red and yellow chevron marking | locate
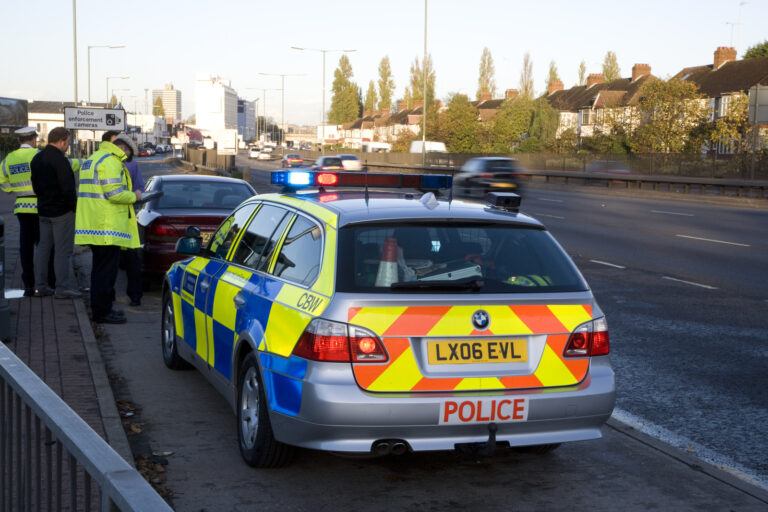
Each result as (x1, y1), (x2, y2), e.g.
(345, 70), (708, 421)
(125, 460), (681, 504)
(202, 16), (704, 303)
(350, 304), (593, 393)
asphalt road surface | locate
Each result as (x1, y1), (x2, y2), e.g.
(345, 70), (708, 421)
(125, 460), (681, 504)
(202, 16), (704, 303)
(99, 157), (768, 509)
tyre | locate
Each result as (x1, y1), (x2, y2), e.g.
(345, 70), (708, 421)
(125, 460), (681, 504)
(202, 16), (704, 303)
(161, 291), (190, 370)
(237, 352), (294, 467)
(513, 443), (561, 455)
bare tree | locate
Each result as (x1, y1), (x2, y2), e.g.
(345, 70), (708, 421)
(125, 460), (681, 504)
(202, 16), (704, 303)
(602, 51), (620, 81)
(477, 47), (497, 99)
(519, 52), (534, 99)
(577, 60), (587, 86)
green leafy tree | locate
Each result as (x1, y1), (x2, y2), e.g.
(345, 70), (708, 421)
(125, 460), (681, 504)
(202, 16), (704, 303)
(743, 40), (768, 59)
(631, 78), (709, 153)
(552, 128), (579, 153)
(530, 97), (559, 146)
(357, 85), (364, 117)
(377, 56), (395, 110)
(364, 81), (378, 113)
(153, 97), (165, 117)
(695, 92), (752, 152)
(519, 52), (534, 100)
(545, 61), (560, 92)
(328, 54), (359, 124)
(489, 96), (535, 151)
(408, 54), (436, 109)
(602, 51), (620, 81)
(441, 94), (479, 153)
(577, 60), (587, 86)
(477, 47), (497, 99)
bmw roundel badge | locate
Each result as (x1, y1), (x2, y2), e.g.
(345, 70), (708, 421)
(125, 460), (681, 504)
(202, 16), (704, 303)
(472, 310), (490, 331)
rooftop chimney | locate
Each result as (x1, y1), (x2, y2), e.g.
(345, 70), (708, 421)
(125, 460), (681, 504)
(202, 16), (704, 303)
(381, 108), (391, 116)
(632, 64), (651, 81)
(587, 73), (604, 88)
(363, 109), (372, 118)
(547, 80), (564, 95)
(714, 46), (737, 69)
(505, 89), (519, 100)
(479, 90), (492, 102)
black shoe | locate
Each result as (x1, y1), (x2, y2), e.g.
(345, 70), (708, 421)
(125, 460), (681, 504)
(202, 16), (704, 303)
(24, 287), (35, 297)
(129, 298), (141, 307)
(112, 309), (125, 317)
(93, 311), (127, 324)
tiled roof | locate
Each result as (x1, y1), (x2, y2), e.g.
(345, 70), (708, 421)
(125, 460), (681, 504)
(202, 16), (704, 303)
(672, 56), (768, 97)
(547, 74), (654, 111)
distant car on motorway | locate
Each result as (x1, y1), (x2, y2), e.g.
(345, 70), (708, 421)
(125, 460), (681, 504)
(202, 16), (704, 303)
(257, 150), (272, 160)
(453, 157), (526, 198)
(248, 147), (261, 159)
(137, 175), (256, 277)
(282, 153), (304, 167)
(311, 156), (344, 171)
(337, 154), (363, 171)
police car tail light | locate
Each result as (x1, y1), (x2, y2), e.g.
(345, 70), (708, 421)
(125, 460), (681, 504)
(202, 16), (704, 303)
(292, 319), (387, 363)
(564, 317), (610, 357)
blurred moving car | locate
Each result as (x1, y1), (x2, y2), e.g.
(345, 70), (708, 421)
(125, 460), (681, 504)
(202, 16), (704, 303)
(137, 148), (152, 157)
(282, 153), (304, 167)
(337, 154), (363, 171)
(137, 175), (256, 276)
(311, 156), (344, 171)
(248, 147), (261, 159)
(453, 157), (526, 198)
(585, 160), (631, 174)
(257, 150), (272, 160)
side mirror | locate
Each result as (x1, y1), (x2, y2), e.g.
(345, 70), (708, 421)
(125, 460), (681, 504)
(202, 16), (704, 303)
(176, 236), (201, 255)
(186, 226), (201, 238)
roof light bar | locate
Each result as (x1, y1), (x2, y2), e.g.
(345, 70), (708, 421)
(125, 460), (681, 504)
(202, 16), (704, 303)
(270, 171), (452, 190)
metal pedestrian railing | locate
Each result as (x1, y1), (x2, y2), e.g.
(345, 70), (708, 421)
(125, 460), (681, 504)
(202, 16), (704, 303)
(0, 342), (172, 511)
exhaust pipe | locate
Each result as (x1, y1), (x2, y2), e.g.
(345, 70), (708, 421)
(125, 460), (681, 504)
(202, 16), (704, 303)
(390, 441), (408, 456)
(372, 440), (391, 456)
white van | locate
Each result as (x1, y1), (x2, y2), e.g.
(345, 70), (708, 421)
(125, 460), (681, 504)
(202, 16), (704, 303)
(409, 140), (447, 153)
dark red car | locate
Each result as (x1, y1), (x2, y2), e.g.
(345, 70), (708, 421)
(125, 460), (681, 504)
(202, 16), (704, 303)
(137, 175), (256, 276)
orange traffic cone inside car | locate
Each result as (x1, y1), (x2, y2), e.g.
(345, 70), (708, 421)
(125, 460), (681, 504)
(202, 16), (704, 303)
(375, 237), (399, 287)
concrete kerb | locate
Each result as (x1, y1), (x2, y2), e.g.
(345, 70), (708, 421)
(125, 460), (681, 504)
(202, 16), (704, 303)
(74, 298), (135, 467)
(606, 418), (768, 503)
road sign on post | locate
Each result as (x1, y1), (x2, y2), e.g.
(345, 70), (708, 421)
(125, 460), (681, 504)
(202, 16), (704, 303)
(64, 107), (126, 131)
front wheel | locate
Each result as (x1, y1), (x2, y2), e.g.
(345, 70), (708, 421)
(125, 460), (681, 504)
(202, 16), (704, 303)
(237, 353), (294, 467)
(161, 291), (190, 370)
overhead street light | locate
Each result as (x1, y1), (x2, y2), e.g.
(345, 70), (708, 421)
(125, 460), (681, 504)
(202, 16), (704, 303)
(106, 76), (129, 105)
(258, 72), (305, 145)
(88, 44), (125, 103)
(291, 46), (356, 151)
(247, 88), (281, 143)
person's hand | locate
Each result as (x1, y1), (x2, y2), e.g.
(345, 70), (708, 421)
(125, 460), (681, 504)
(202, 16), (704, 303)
(135, 189), (142, 201)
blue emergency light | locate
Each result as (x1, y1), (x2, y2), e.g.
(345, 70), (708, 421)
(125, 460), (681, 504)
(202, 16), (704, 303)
(270, 170), (452, 191)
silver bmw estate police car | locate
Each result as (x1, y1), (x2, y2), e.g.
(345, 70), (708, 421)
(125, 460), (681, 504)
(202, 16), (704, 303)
(161, 171), (615, 467)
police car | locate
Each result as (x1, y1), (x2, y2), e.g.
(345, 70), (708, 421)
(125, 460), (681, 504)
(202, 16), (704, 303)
(161, 170), (615, 467)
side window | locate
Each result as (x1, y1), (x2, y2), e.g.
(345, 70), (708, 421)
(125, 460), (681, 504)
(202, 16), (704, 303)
(231, 204), (289, 270)
(208, 203), (257, 260)
(273, 215), (323, 286)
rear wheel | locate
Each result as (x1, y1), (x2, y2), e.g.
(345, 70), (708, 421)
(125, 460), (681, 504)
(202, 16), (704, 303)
(161, 291), (190, 370)
(237, 353), (294, 467)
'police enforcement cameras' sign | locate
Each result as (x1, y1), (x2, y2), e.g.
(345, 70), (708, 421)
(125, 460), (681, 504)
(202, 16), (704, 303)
(64, 107), (126, 131)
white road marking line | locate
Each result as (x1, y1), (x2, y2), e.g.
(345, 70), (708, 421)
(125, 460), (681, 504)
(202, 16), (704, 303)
(662, 276), (718, 290)
(651, 210), (694, 217)
(675, 234), (750, 247)
(590, 259), (626, 269)
(534, 212), (565, 219)
(536, 198), (563, 203)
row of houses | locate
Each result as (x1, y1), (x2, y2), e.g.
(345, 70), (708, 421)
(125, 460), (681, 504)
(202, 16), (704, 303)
(322, 46), (768, 153)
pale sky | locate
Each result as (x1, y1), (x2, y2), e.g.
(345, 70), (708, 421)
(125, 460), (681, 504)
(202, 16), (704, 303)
(1, 0), (766, 126)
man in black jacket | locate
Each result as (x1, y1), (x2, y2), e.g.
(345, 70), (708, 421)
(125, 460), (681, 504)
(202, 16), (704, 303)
(30, 127), (81, 298)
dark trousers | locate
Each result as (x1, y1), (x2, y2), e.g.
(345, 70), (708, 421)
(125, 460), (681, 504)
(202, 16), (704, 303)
(121, 248), (142, 302)
(17, 213), (54, 290)
(90, 245), (121, 318)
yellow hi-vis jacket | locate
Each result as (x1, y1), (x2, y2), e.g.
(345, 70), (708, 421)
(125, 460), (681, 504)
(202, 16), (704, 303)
(74, 141), (139, 249)
(0, 146), (40, 214)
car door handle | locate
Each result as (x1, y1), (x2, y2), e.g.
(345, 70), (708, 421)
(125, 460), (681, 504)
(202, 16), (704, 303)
(233, 292), (246, 309)
(200, 279), (209, 292)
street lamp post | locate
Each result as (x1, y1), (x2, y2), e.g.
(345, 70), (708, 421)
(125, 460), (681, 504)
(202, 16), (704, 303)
(422, 0), (428, 167)
(291, 46), (356, 151)
(247, 88), (281, 143)
(88, 44), (125, 103)
(72, 0), (78, 103)
(106, 76), (129, 105)
(259, 73), (304, 145)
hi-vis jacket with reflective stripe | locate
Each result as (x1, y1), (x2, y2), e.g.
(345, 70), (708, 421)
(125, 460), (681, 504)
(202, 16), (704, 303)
(74, 141), (139, 249)
(0, 147), (40, 214)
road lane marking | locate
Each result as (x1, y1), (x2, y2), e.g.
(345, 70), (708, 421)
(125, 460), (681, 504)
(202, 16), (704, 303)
(675, 234), (750, 247)
(534, 212), (565, 219)
(662, 276), (718, 290)
(651, 210), (694, 217)
(536, 198), (563, 203)
(590, 260), (626, 269)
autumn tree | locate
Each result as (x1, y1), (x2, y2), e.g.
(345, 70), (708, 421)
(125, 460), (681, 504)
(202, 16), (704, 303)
(694, 92), (752, 152)
(743, 40), (768, 59)
(364, 81), (378, 113)
(377, 56), (395, 110)
(328, 54), (359, 124)
(577, 60), (587, 86)
(407, 55), (436, 109)
(545, 61), (560, 92)
(631, 78), (709, 153)
(519, 52), (534, 99)
(153, 97), (165, 117)
(602, 51), (620, 81)
(477, 47), (497, 99)
(110, 94), (118, 107)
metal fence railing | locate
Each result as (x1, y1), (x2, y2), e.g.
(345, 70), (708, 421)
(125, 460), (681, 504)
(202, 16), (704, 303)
(0, 342), (172, 512)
